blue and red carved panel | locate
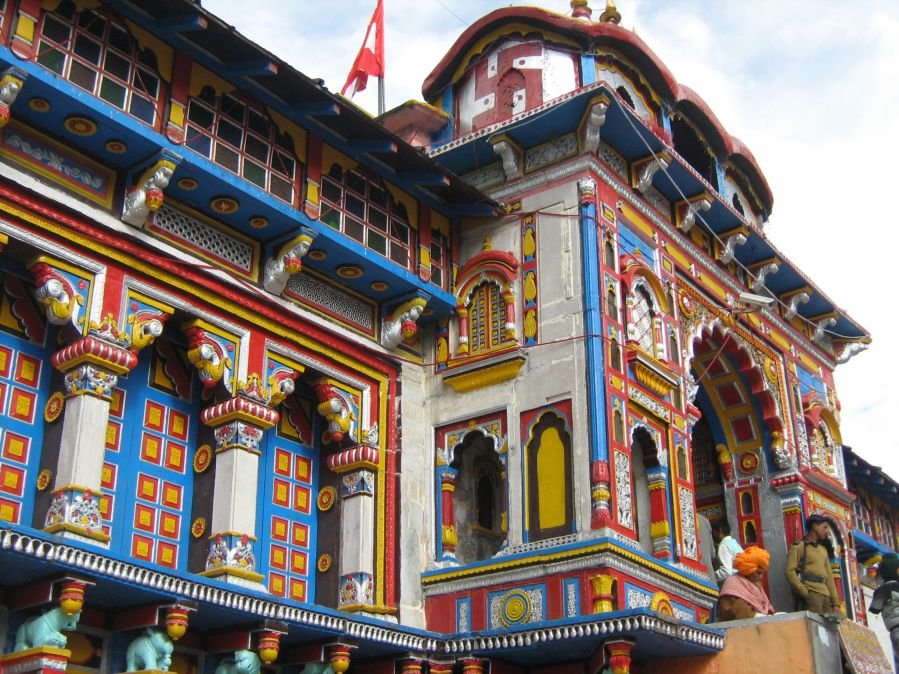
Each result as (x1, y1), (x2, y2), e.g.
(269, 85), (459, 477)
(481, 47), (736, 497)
(105, 341), (196, 569)
(259, 399), (317, 602)
(0, 270), (50, 525)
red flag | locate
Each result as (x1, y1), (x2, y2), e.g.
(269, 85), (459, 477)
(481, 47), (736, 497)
(341, 0), (385, 97)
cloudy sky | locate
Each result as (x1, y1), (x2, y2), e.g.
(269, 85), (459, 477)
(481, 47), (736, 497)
(202, 0), (899, 477)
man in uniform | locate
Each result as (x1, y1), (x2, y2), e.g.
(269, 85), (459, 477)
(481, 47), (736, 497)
(785, 514), (841, 614)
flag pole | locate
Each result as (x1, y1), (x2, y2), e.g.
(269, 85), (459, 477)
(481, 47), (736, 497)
(377, 1), (385, 116)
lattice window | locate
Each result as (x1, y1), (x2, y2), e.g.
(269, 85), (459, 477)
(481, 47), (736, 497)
(468, 281), (505, 354)
(35, 2), (162, 127)
(152, 204), (254, 274)
(631, 287), (655, 354)
(185, 88), (297, 204)
(320, 166), (412, 269)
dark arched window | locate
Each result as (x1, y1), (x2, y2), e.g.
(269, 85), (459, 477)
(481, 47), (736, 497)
(604, 236), (616, 268)
(613, 409), (625, 444)
(616, 86), (635, 109)
(606, 286), (618, 320)
(610, 338), (622, 371)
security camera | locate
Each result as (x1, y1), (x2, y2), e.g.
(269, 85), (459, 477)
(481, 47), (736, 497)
(738, 291), (774, 308)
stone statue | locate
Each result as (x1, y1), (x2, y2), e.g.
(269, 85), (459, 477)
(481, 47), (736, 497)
(215, 650), (262, 674)
(14, 606), (81, 651)
(126, 628), (174, 672)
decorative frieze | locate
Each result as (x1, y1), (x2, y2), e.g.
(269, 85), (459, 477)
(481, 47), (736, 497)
(525, 132), (578, 173)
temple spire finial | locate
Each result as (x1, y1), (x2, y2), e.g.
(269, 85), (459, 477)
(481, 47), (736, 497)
(599, 0), (622, 24)
(570, 0), (592, 20)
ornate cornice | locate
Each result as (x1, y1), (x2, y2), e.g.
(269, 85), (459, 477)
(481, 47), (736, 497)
(484, 153), (841, 364)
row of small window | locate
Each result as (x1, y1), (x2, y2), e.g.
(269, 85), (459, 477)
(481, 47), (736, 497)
(37, 4), (160, 125)
(33, 4), (451, 286)
(319, 166), (449, 284)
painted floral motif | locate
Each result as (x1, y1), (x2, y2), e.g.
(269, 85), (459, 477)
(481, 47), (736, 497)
(678, 486), (697, 559)
(231, 534), (255, 569)
(615, 451), (633, 529)
(69, 490), (101, 530)
(36, 469), (53, 491)
(44, 392), (65, 423)
(191, 518), (206, 538)
(45, 491), (68, 527)
(338, 572), (373, 607)
(317, 486), (336, 511)
(206, 534), (229, 570)
(193, 444), (212, 473)
(5, 133), (106, 190)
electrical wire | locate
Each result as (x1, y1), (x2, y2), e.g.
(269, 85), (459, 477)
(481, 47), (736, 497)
(611, 87), (862, 342)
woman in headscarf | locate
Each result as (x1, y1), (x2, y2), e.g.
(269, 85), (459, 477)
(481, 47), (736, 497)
(716, 545), (776, 621)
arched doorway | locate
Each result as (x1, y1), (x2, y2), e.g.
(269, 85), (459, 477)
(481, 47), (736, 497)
(687, 322), (791, 608)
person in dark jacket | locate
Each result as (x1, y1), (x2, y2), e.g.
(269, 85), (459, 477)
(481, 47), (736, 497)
(869, 553), (899, 671)
(785, 514), (841, 613)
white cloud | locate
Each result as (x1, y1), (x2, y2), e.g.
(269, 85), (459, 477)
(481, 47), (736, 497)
(201, 0), (899, 475)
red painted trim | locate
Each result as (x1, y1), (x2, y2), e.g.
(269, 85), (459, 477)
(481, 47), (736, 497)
(423, 7), (773, 211)
(0, 186), (395, 378)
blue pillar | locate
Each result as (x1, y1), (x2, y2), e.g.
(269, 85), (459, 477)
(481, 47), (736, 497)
(579, 178), (607, 463)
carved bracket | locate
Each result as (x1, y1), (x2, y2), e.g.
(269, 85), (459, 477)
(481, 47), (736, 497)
(677, 196), (712, 233)
(490, 135), (523, 181)
(311, 379), (356, 444)
(122, 151), (182, 227)
(813, 316), (837, 344)
(183, 323), (235, 393)
(751, 261), (779, 292)
(263, 227), (318, 295)
(127, 310), (171, 354)
(718, 232), (747, 265)
(0, 67), (27, 128)
(785, 291), (810, 320)
(581, 97), (610, 155)
(30, 259), (88, 335)
(381, 294), (429, 350)
(635, 154), (670, 194)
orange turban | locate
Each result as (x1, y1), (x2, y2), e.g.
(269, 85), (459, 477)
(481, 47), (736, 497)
(734, 546), (770, 576)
